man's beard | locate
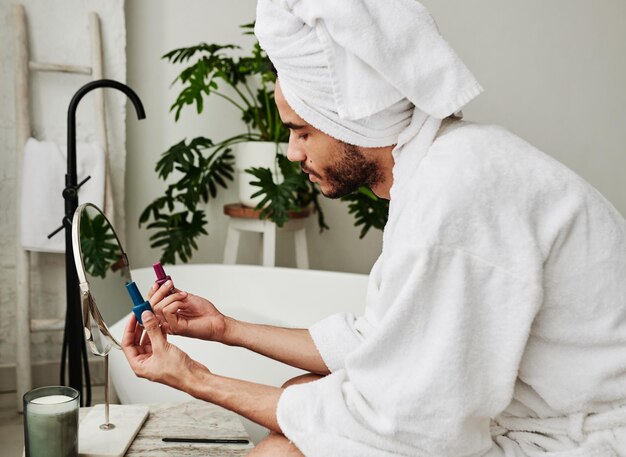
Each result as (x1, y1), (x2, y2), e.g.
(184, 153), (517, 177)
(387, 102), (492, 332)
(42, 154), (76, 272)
(314, 142), (383, 199)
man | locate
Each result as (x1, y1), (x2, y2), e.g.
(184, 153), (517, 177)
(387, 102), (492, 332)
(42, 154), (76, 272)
(122, 1), (626, 456)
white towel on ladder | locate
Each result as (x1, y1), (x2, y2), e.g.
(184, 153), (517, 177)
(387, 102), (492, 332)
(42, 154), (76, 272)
(20, 137), (105, 253)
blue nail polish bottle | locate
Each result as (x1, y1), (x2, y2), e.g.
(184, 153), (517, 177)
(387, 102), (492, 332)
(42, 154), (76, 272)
(125, 281), (153, 325)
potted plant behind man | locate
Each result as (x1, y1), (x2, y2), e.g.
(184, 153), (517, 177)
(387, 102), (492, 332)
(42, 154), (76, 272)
(141, 24), (388, 264)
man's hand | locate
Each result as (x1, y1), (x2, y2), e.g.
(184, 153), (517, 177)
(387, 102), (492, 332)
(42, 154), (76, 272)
(146, 280), (329, 375)
(121, 310), (209, 391)
(122, 310), (285, 434)
(148, 280), (227, 341)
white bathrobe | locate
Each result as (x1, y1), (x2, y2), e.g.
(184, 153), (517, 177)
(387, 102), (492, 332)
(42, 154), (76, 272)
(276, 117), (626, 457)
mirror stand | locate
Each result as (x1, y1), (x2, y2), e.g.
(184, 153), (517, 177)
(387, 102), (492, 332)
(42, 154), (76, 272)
(100, 354), (114, 431)
(77, 354), (149, 457)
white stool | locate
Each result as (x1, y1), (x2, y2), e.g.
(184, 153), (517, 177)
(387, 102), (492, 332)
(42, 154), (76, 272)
(222, 203), (310, 268)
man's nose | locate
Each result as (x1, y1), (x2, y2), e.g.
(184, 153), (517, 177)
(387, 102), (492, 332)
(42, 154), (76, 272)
(286, 133), (306, 162)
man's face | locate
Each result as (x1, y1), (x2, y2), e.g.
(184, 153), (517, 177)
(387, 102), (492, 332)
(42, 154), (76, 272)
(274, 80), (383, 199)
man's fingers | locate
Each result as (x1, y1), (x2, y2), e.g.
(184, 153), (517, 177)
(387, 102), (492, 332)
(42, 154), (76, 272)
(122, 313), (138, 348)
(150, 289), (187, 315)
(151, 291), (188, 324)
(141, 311), (165, 351)
(149, 285), (181, 328)
(149, 280), (178, 307)
(121, 314), (142, 359)
(161, 301), (184, 331)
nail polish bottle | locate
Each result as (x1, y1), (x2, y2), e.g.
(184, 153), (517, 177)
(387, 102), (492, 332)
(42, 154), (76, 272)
(125, 281), (153, 325)
(153, 262), (172, 288)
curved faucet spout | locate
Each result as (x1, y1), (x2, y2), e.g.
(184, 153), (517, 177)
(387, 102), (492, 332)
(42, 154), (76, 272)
(67, 79), (146, 178)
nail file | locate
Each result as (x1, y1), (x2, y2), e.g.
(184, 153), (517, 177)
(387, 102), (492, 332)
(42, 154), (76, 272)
(125, 281), (153, 325)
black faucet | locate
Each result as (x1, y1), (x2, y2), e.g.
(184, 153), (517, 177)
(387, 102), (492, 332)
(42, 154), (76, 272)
(56, 79), (145, 405)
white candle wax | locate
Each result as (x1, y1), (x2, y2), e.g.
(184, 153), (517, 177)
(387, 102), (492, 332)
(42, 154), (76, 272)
(25, 393), (78, 457)
(31, 394), (73, 404)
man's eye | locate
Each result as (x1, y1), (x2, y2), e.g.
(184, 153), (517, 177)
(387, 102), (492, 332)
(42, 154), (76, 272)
(298, 133), (309, 140)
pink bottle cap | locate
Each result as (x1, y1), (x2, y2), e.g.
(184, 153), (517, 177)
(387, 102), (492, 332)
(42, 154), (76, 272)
(153, 262), (166, 281)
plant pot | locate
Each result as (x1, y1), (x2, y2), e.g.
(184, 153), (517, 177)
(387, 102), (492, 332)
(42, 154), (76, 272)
(235, 141), (287, 208)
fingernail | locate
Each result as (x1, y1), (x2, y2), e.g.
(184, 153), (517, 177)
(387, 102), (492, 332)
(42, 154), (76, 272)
(142, 310), (154, 323)
(165, 280), (172, 287)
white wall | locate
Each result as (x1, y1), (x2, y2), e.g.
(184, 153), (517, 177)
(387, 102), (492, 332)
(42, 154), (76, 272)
(422, 0), (626, 217)
(125, 0), (625, 278)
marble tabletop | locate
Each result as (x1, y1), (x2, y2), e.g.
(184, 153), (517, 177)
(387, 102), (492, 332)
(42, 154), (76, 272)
(81, 402), (254, 456)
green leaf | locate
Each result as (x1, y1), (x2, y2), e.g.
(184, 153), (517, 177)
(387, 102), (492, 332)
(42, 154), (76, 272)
(341, 187), (389, 238)
(246, 165), (306, 227)
(145, 210), (208, 264)
(79, 212), (123, 279)
(139, 135), (234, 263)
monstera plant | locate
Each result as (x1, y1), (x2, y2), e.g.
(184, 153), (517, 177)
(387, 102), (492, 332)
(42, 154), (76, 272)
(79, 210), (123, 279)
(140, 23), (389, 264)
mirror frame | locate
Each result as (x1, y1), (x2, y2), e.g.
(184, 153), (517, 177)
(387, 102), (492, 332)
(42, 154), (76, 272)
(72, 203), (131, 356)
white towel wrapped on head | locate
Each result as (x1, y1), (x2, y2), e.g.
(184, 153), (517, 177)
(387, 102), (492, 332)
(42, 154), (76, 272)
(255, 0), (483, 147)
(20, 137), (105, 253)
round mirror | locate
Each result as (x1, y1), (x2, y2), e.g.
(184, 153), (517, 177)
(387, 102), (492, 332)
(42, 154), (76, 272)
(72, 203), (133, 356)
(71, 203), (150, 443)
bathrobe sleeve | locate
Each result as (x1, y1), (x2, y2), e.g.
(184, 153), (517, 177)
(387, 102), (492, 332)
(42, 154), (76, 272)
(308, 313), (364, 372)
(277, 243), (543, 457)
(308, 257), (383, 372)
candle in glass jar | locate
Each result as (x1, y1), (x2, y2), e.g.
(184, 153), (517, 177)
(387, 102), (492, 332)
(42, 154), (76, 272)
(24, 387), (79, 457)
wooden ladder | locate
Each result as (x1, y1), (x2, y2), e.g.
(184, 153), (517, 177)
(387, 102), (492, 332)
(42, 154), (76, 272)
(13, 3), (112, 411)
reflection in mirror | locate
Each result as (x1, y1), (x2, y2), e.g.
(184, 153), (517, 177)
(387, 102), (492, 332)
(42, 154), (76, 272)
(79, 209), (125, 279)
(76, 206), (131, 346)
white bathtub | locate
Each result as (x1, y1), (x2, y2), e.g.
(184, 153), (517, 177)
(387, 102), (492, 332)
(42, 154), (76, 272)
(108, 264), (368, 443)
